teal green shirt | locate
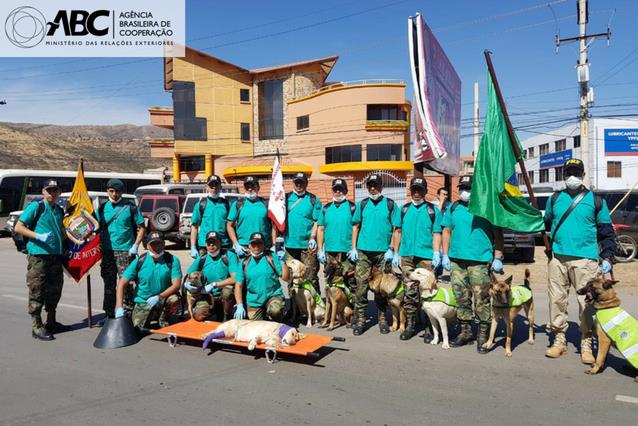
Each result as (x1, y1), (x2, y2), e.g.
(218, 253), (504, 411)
(186, 250), (238, 297)
(284, 192), (322, 249)
(123, 253), (182, 304)
(227, 197), (272, 246)
(97, 201), (144, 251)
(353, 196), (401, 252)
(191, 197), (231, 248)
(234, 255), (283, 308)
(546, 191), (611, 260)
(441, 202), (494, 262)
(399, 202), (443, 259)
(318, 200), (354, 253)
(19, 201), (64, 256)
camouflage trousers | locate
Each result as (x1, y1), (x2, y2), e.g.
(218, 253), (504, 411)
(132, 294), (180, 333)
(353, 250), (386, 315)
(400, 256), (432, 316)
(100, 250), (133, 316)
(286, 247), (319, 293)
(190, 286), (235, 321)
(26, 255), (64, 317)
(326, 252), (356, 292)
(247, 296), (285, 322)
(450, 260), (492, 322)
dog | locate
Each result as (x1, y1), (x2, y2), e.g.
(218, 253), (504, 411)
(287, 258), (325, 327)
(369, 262), (406, 333)
(483, 269), (535, 357)
(577, 276), (638, 382)
(321, 255), (354, 330)
(184, 271), (213, 321)
(202, 319), (305, 351)
(411, 268), (456, 349)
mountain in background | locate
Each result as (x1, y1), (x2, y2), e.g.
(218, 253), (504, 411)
(0, 122), (173, 173)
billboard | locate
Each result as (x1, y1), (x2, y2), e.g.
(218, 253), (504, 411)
(539, 149), (572, 169)
(605, 129), (638, 156)
(408, 13), (461, 175)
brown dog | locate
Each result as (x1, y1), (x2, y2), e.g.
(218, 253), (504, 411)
(321, 256), (354, 330)
(287, 258), (325, 327)
(184, 271), (214, 321)
(483, 269), (535, 357)
(369, 263), (406, 333)
(577, 276), (638, 382)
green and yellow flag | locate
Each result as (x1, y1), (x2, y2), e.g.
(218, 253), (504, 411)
(468, 73), (544, 233)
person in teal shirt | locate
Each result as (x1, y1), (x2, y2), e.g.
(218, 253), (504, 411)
(185, 231), (238, 321)
(233, 232), (289, 321)
(350, 174), (401, 336)
(15, 179), (68, 341)
(395, 176), (442, 341)
(227, 176), (275, 257)
(283, 172), (322, 292)
(115, 231), (182, 334)
(441, 175), (504, 353)
(97, 178), (145, 322)
(190, 175), (231, 258)
(543, 158), (615, 363)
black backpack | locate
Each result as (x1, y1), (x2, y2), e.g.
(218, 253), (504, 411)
(198, 197), (230, 218)
(322, 200), (356, 217)
(242, 253), (278, 276)
(134, 251), (174, 278)
(98, 200), (139, 235)
(196, 251), (229, 270)
(232, 196), (267, 219)
(401, 202), (435, 223)
(546, 190), (603, 224)
(12, 201), (63, 253)
(359, 196), (396, 225)
(285, 192), (317, 212)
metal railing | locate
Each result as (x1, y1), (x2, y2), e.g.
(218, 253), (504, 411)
(310, 79), (404, 96)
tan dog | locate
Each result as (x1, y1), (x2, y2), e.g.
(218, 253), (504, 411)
(577, 276), (638, 382)
(184, 271), (214, 321)
(321, 256), (354, 330)
(369, 263), (406, 333)
(483, 269), (535, 357)
(202, 319), (305, 350)
(411, 268), (456, 349)
(287, 258), (325, 327)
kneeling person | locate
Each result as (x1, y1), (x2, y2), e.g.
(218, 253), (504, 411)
(185, 231), (238, 321)
(115, 231), (182, 334)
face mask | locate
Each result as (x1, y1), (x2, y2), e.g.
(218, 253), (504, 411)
(293, 189), (306, 196)
(150, 251), (165, 259)
(412, 199), (424, 206)
(247, 192), (257, 200)
(252, 250), (264, 258)
(333, 195), (346, 202)
(209, 249), (221, 257)
(208, 193), (219, 199)
(459, 191), (471, 202)
(565, 175), (583, 190)
(369, 193), (382, 201)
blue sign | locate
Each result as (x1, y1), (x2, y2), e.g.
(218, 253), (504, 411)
(539, 149), (572, 169)
(605, 129), (638, 156)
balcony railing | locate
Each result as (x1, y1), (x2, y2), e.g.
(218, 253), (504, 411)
(312, 79), (404, 96)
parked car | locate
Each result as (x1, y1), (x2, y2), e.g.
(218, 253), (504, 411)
(138, 194), (186, 244)
(596, 190), (638, 242)
(503, 229), (536, 263)
(134, 183), (239, 200)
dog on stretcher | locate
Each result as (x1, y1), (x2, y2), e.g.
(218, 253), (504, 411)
(287, 258), (325, 327)
(202, 319), (306, 350)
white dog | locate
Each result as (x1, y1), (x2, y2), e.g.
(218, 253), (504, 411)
(410, 268), (457, 350)
(287, 258), (325, 327)
(202, 319), (305, 351)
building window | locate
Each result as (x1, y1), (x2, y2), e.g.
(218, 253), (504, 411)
(555, 139), (566, 152)
(528, 170), (534, 183)
(607, 161), (622, 178)
(173, 81), (207, 141)
(240, 88), (250, 103)
(179, 156), (205, 172)
(240, 123), (250, 142)
(367, 104), (405, 121)
(325, 145), (362, 164)
(296, 115), (309, 131)
(528, 147), (535, 158)
(366, 144), (402, 161)
(554, 167), (563, 182)
(539, 143), (549, 156)
(539, 169), (549, 183)
(573, 135), (581, 148)
(258, 79), (284, 140)
(517, 173), (524, 184)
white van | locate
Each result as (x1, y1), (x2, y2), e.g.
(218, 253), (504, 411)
(134, 183), (239, 199)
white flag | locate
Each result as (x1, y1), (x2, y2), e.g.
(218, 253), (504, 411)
(268, 154), (286, 232)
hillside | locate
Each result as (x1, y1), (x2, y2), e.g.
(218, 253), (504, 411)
(0, 122), (173, 173)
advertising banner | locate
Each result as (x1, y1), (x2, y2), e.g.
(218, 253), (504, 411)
(605, 129), (638, 156)
(539, 149), (573, 169)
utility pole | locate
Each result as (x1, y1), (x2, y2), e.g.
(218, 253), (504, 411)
(473, 81), (480, 159)
(556, 0), (611, 186)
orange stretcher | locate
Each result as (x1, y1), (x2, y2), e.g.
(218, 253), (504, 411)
(150, 320), (345, 363)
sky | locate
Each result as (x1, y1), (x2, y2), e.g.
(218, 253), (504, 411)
(0, 0), (637, 156)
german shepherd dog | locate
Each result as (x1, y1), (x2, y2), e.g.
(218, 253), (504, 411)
(321, 255), (354, 330)
(369, 262), (406, 333)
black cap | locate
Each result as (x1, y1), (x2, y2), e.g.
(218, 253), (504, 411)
(458, 175), (473, 189)
(366, 174), (382, 186)
(331, 178), (347, 192)
(147, 231), (163, 244)
(244, 176), (259, 187)
(564, 158), (585, 173)
(43, 179), (60, 190)
(249, 232), (265, 244)
(106, 178), (124, 192)
(292, 172), (308, 183)
(410, 177), (427, 190)
(205, 231), (221, 243)
(206, 175), (221, 187)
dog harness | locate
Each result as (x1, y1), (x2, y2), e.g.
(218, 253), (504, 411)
(492, 286), (533, 308)
(387, 282), (405, 300)
(596, 307), (638, 369)
(422, 287), (456, 307)
(290, 280), (325, 307)
(326, 280), (353, 305)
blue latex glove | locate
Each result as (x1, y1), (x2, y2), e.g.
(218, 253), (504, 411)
(234, 303), (246, 320)
(442, 254), (451, 271)
(491, 257), (504, 273)
(184, 281), (197, 293)
(276, 250), (286, 262)
(601, 259), (612, 274)
(347, 248), (358, 262)
(114, 307), (125, 318)
(391, 252), (400, 268)
(308, 238), (317, 250)
(432, 252), (442, 269)
(190, 246), (199, 258)
(128, 243), (139, 257)
(233, 242), (246, 257)
(317, 249), (326, 264)
(384, 248), (394, 262)
(204, 283), (216, 294)
(146, 295), (160, 308)
(34, 232), (51, 243)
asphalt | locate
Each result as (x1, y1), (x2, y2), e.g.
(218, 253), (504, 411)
(1, 239), (637, 426)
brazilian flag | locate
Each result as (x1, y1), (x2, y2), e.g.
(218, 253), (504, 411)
(469, 73), (544, 233)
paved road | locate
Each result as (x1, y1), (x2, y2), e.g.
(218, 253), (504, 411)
(1, 239), (637, 426)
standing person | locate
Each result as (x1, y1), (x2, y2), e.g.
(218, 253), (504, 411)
(350, 174), (401, 336)
(14, 179), (68, 341)
(233, 232), (290, 322)
(395, 177), (443, 341)
(227, 176), (275, 257)
(437, 187), (451, 214)
(190, 175), (231, 258)
(284, 172), (322, 292)
(544, 158), (615, 362)
(115, 231), (182, 334)
(441, 175), (504, 353)
(185, 231), (238, 321)
(97, 178), (145, 324)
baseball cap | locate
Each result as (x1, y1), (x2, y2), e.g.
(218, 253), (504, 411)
(458, 175), (473, 189)
(43, 179), (60, 190)
(106, 178), (125, 192)
(147, 231), (163, 244)
(244, 176), (259, 187)
(206, 175), (221, 187)
(205, 231), (221, 244)
(249, 232), (265, 244)
(410, 177), (427, 190)
(366, 174), (382, 186)
(292, 172), (308, 183)
(564, 158), (585, 173)
(331, 178), (347, 192)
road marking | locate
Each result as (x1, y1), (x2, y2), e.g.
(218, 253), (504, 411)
(615, 395), (638, 404)
(3, 294), (104, 313)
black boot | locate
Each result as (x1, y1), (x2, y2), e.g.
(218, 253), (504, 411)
(377, 309), (390, 334)
(352, 308), (365, 336)
(400, 312), (417, 340)
(450, 320), (474, 347)
(45, 311), (72, 334)
(422, 315), (434, 344)
(477, 322), (490, 354)
(32, 315), (53, 341)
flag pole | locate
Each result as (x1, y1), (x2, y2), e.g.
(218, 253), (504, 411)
(483, 50), (551, 252)
(80, 158), (94, 328)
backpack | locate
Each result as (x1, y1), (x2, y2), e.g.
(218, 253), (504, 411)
(360, 196), (396, 225)
(12, 201), (63, 253)
(322, 200), (356, 217)
(98, 200), (138, 235)
(196, 251), (229, 271)
(546, 190), (603, 222)
(198, 197), (230, 218)
(450, 201), (461, 214)
(134, 251), (174, 278)
(232, 196), (267, 219)
(242, 253), (278, 276)
(401, 202), (435, 223)
(285, 192), (317, 213)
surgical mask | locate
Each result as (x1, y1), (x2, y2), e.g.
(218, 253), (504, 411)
(459, 191), (471, 202)
(412, 199), (424, 206)
(208, 193), (219, 199)
(252, 250), (264, 258)
(209, 249), (221, 257)
(565, 175), (583, 190)
(150, 251), (165, 259)
(333, 195), (346, 202)
(369, 193), (382, 201)
(247, 192), (257, 200)
(293, 189), (306, 196)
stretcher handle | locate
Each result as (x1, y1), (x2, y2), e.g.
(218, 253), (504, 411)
(331, 336), (346, 342)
